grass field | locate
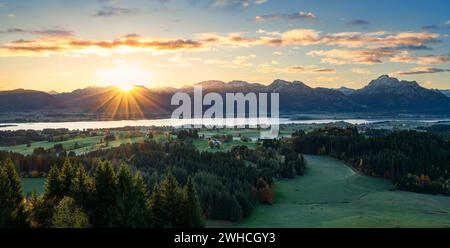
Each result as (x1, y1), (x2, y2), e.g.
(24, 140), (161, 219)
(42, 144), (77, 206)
(21, 178), (46, 195)
(0, 135), (153, 156)
(211, 155), (450, 228)
(0, 136), (104, 155)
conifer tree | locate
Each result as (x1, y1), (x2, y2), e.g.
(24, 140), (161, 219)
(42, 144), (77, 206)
(0, 158), (29, 227)
(133, 172), (151, 227)
(159, 173), (183, 227)
(44, 165), (62, 200)
(93, 160), (117, 227)
(150, 185), (167, 228)
(70, 164), (92, 210)
(110, 165), (148, 227)
(60, 159), (76, 195)
(181, 177), (204, 227)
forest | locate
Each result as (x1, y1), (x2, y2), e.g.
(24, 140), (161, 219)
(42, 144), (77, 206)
(0, 134), (306, 228)
(291, 127), (450, 195)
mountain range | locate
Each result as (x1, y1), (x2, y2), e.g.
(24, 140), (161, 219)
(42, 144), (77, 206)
(1, 75), (449, 116)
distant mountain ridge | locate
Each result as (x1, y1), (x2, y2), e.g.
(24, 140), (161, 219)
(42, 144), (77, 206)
(0, 89), (62, 112)
(350, 75), (450, 112)
(440, 89), (450, 98)
(1, 75), (449, 115)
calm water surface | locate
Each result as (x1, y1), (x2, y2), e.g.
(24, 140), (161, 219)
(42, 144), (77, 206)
(0, 118), (448, 131)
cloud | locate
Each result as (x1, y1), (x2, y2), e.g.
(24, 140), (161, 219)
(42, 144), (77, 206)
(0, 34), (204, 57)
(213, 0), (267, 8)
(307, 49), (396, 65)
(0, 28), (73, 36)
(272, 51), (283, 56)
(347, 19), (369, 25)
(287, 66), (335, 74)
(422, 20), (450, 30)
(0, 27), (446, 64)
(257, 64), (335, 74)
(393, 67), (450, 75)
(351, 67), (372, 74)
(308, 48), (450, 65)
(232, 54), (256, 67)
(197, 29), (441, 49)
(255, 11), (316, 22)
(389, 45), (432, 51)
(94, 6), (138, 17)
(390, 52), (450, 65)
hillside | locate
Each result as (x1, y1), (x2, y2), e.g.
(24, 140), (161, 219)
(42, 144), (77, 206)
(0, 89), (62, 112)
(228, 155), (450, 227)
(1, 76), (449, 115)
(350, 75), (450, 113)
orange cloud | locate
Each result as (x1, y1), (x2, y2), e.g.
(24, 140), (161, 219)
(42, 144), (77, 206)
(258, 64), (335, 74)
(390, 52), (450, 65)
(308, 48), (450, 65)
(0, 34), (204, 57)
(197, 29), (441, 49)
(307, 49), (396, 65)
(392, 67), (450, 75)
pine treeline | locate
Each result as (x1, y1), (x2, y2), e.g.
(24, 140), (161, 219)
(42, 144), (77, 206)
(1, 158), (204, 228)
(1, 138), (307, 227)
(292, 128), (450, 195)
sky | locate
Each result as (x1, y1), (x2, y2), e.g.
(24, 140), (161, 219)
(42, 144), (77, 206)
(0, 0), (449, 92)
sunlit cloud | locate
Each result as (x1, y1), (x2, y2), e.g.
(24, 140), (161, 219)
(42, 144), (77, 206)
(197, 29), (441, 49)
(392, 67), (450, 75)
(0, 27), (446, 69)
(272, 51), (283, 56)
(232, 54), (256, 67)
(257, 64), (335, 74)
(390, 52), (450, 65)
(308, 48), (450, 65)
(0, 34), (204, 57)
(307, 49), (396, 65)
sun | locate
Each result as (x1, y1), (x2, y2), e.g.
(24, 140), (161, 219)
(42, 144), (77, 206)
(96, 64), (152, 90)
(118, 83), (134, 92)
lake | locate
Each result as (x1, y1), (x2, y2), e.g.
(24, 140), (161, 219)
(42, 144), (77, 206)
(0, 117), (448, 131)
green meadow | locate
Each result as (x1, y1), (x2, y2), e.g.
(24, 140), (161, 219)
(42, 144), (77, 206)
(7, 130), (450, 227)
(0, 135), (152, 156)
(212, 155), (450, 228)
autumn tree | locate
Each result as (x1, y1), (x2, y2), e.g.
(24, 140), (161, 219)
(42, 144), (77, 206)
(52, 196), (90, 228)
